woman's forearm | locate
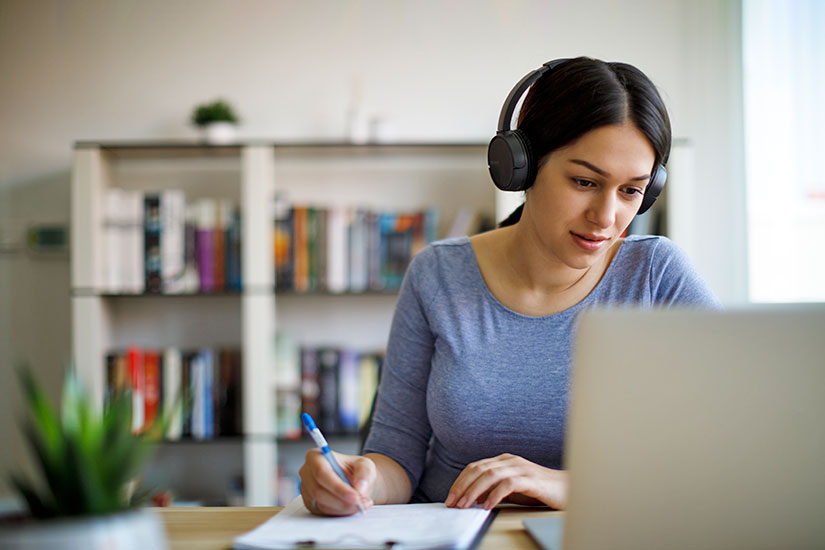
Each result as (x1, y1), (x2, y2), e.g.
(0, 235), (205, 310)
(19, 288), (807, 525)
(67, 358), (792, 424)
(364, 452), (412, 505)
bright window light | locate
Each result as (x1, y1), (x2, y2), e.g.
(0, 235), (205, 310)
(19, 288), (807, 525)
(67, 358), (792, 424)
(743, 0), (825, 302)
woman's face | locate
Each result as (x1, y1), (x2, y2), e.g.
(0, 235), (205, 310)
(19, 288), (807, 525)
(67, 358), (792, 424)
(523, 122), (656, 270)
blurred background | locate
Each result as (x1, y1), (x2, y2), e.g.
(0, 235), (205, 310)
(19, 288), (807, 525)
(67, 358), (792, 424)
(0, 0), (822, 506)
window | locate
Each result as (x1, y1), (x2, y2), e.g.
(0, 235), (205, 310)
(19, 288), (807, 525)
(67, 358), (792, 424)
(743, 0), (825, 302)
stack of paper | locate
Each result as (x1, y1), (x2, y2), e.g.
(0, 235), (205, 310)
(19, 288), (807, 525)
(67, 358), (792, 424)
(234, 496), (493, 550)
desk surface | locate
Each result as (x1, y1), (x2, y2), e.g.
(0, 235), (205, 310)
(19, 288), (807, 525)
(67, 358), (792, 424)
(156, 506), (564, 550)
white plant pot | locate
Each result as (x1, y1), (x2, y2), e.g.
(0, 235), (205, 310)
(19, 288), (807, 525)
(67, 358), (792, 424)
(0, 509), (168, 550)
(203, 122), (237, 144)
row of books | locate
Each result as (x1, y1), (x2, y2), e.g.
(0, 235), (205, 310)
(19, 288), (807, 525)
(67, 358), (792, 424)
(105, 346), (242, 440)
(274, 333), (384, 439)
(102, 189), (241, 294)
(273, 198), (439, 293)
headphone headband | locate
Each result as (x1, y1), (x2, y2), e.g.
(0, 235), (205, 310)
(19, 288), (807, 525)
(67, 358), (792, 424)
(496, 59), (569, 133)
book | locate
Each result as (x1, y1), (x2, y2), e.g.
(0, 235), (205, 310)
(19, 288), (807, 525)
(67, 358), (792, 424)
(275, 333), (302, 439)
(317, 348), (340, 434)
(143, 349), (161, 433)
(125, 190), (146, 294)
(358, 353), (381, 429)
(104, 351), (128, 407)
(337, 349), (360, 434)
(348, 209), (368, 292)
(163, 347), (183, 440)
(307, 206), (319, 291)
(217, 348), (242, 436)
(226, 206), (242, 291)
(144, 193), (163, 293)
(190, 352), (206, 440)
(162, 189), (187, 293)
(233, 495), (494, 550)
(273, 198), (294, 291)
(102, 188), (124, 293)
(214, 199), (232, 292)
(196, 198), (217, 293)
(126, 346), (144, 433)
(326, 205), (349, 293)
(300, 348), (320, 424)
(293, 206), (309, 292)
(181, 203), (201, 293)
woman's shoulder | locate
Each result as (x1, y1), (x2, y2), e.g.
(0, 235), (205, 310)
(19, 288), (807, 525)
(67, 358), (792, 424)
(411, 236), (474, 266)
(614, 235), (722, 308)
(617, 234), (685, 265)
(406, 236), (476, 285)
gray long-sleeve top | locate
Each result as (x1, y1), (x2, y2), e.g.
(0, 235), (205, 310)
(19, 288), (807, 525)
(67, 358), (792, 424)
(363, 235), (722, 503)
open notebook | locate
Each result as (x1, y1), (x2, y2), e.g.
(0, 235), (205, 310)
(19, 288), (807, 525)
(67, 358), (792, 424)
(233, 496), (494, 550)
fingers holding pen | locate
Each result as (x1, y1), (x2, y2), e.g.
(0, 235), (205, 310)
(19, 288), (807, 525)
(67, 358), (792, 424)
(299, 449), (375, 516)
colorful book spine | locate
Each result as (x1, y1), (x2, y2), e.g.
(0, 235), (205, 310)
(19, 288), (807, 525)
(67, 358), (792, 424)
(196, 199), (216, 293)
(202, 348), (214, 439)
(226, 207), (242, 291)
(144, 194), (163, 293)
(273, 199), (294, 291)
(317, 348), (341, 434)
(338, 349), (360, 433)
(161, 189), (186, 293)
(326, 205), (348, 293)
(307, 207), (319, 291)
(126, 346), (144, 433)
(293, 206), (309, 292)
(163, 347), (183, 440)
(143, 350), (161, 433)
(300, 347), (320, 423)
(126, 190), (146, 294)
(105, 351), (128, 407)
(190, 352), (205, 440)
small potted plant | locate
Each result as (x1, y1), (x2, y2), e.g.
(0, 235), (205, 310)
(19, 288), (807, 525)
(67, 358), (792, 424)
(190, 99), (240, 144)
(0, 366), (169, 549)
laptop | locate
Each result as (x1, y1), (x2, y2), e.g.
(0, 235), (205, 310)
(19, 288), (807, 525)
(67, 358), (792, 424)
(554, 305), (825, 550)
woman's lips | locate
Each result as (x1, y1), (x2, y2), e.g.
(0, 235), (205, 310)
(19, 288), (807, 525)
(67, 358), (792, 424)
(571, 232), (609, 251)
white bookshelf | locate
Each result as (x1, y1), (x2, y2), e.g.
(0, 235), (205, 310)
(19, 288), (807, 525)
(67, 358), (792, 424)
(70, 141), (494, 506)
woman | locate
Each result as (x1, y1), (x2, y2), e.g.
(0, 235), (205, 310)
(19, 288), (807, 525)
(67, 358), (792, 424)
(298, 57), (720, 516)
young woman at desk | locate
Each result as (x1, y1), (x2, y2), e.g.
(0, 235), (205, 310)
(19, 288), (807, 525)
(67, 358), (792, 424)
(298, 56), (720, 516)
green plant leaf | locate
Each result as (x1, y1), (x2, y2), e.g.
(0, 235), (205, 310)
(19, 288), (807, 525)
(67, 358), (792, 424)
(9, 472), (57, 519)
(16, 366), (63, 466)
(11, 362), (163, 518)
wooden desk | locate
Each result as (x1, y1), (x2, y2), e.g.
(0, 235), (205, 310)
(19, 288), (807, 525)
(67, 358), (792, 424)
(156, 506), (563, 550)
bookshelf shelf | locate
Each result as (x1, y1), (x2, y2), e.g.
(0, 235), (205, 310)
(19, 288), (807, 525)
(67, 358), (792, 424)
(71, 140), (499, 506)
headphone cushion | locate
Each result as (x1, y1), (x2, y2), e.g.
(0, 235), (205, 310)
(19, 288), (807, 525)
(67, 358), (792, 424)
(488, 129), (536, 192)
(638, 164), (667, 215)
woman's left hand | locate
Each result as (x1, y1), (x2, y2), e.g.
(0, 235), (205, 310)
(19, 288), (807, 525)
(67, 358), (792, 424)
(445, 453), (568, 510)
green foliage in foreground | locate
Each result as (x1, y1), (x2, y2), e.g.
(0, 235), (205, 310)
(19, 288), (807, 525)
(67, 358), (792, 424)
(9, 365), (161, 518)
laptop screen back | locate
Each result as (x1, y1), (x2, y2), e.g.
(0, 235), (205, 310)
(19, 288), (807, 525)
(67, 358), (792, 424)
(563, 306), (825, 550)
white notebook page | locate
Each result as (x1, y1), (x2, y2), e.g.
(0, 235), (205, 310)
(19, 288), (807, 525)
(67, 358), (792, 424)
(234, 495), (492, 550)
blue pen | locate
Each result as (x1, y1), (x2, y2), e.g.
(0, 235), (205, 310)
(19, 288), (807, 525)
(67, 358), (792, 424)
(302, 412), (366, 514)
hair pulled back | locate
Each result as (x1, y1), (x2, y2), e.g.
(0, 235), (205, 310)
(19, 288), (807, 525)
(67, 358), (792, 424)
(499, 57), (672, 227)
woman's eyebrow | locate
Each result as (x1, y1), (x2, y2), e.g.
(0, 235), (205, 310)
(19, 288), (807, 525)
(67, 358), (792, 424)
(569, 159), (650, 181)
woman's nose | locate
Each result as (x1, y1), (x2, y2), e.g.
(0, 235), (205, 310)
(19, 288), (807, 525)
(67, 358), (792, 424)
(586, 193), (616, 229)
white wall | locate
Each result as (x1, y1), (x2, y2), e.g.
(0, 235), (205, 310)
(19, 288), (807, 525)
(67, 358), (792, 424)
(0, 0), (746, 495)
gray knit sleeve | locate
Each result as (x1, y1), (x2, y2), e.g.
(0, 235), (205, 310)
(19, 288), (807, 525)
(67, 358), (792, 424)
(362, 248), (437, 494)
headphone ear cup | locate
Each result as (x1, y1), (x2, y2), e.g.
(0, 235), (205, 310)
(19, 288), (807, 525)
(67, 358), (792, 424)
(488, 129), (536, 192)
(637, 164), (667, 215)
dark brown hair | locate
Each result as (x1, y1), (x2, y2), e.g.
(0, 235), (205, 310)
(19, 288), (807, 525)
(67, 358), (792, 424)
(498, 57), (672, 227)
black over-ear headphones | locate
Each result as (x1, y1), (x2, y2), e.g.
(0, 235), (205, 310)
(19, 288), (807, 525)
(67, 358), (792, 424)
(487, 58), (667, 216)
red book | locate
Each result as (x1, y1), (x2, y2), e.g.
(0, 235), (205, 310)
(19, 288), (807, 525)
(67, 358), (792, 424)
(126, 346), (145, 434)
(143, 350), (161, 434)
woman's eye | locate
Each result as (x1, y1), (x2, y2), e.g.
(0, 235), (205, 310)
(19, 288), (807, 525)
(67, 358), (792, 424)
(622, 187), (643, 197)
(573, 178), (595, 188)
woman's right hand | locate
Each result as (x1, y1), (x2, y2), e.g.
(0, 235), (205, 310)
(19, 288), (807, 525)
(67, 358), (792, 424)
(298, 449), (376, 516)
